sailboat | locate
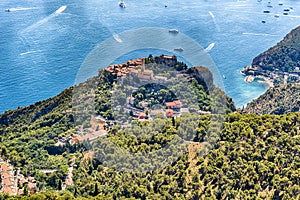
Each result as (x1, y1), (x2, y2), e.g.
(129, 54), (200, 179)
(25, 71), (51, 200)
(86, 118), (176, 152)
(119, 1), (126, 8)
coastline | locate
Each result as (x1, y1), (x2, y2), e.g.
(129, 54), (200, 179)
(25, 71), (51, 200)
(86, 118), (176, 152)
(242, 72), (274, 88)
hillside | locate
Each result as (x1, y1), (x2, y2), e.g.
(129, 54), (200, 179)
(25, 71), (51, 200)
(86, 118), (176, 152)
(0, 55), (299, 200)
(241, 26), (300, 85)
(1, 55), (299, 200)
(244, 83), (300, 115)
(0, 55), (237, 198)
(1, 112), (300, 199)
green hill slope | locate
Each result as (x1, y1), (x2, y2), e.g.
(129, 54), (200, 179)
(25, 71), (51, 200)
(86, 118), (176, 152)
(244, 83), (300, 115)
(1, 112), (300, 199)
(0, 55), (236, 198)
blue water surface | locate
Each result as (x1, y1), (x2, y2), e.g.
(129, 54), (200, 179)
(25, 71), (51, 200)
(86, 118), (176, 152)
(1, 0), (300, 113)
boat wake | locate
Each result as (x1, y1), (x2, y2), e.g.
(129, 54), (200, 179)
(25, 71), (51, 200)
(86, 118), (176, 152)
(204, 42), (215, 52)
(242, 32), (278, 36)
(20, 50), (41, 56)
(209, 11), (220, 32)
(19, 5), (67, 34)
(6, 7), (37, 12)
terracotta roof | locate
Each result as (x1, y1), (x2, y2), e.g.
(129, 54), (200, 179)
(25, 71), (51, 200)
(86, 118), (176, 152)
(166, 109), (174, 117)
(1, 163), (10, 171)
(166, 100), (181, 108)
(3, 186), (13, 194)
(139, 112), (146, 119)
(3, 179), (12, 186)
(2, 172), (10, 179)
(166, 102), (176, 107)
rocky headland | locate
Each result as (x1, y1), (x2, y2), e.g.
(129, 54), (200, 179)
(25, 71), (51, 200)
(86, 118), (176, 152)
(241, 26), (300, 86)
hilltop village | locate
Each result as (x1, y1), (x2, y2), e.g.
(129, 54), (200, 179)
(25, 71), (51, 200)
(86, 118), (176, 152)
(55, 55), (211, 146)
(106, 55), (210, 121)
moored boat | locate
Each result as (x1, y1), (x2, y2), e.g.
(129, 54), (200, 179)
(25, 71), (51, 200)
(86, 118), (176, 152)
(174, 48), (184, 52)
(119, 1), (126, 8)
(169, 29), (179, 34)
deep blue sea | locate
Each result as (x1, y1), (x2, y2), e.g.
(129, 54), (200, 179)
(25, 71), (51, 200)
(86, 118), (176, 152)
(1, 0), (300, 113)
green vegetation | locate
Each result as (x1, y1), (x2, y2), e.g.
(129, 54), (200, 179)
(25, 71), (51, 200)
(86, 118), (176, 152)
(1, 112), (300, 199)
(242, 26), (300, 85)
(244, 83), (300, 115)
(131, 83), (177, 109)
(1, 56), (299, 199)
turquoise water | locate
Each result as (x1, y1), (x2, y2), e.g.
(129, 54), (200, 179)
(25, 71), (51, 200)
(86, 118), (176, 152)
(1, 0), (300, 113)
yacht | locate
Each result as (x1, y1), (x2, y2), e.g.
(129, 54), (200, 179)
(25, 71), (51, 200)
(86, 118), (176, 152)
(174, 48), (184, 52)
(119, 1), (126, 8)
(169, 29), (179, 34)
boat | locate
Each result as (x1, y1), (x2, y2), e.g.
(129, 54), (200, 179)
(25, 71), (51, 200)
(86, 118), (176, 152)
(274, 14), (279, 18)
(5, 9), (10, 12)
(169, 29), (179, 34)
(262, 20), (266, 23)
(119, 1), (126, 8)
(174, 48), (184, 52)
(223, 75), (226, 79)
(263, 10), (270, 13)
(278, 3), (283, 6)
(283, 12), (288, 15)
(283, 9), (290, 12)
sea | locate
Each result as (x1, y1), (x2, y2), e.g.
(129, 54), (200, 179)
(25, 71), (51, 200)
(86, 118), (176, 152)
(1, 0), (300, 114)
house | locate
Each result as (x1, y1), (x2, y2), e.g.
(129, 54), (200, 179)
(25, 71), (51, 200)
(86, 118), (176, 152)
(165, 109), (174, 118)
(0, 163), (17, 195)
(154, 55), (177, 67)
(165, 100), (181, 110)
(139, 112), (147, 119)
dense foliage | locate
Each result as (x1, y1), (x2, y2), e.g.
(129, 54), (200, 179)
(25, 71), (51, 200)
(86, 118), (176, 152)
(242, 26), (300, 85)
(2, 56), (299, 199)
(1, 112), (300, 199)
(244, 83), (300, 115)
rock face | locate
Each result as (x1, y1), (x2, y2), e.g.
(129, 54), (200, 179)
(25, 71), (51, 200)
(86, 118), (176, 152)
(241, 26), (300, 85)
(243, 83), (300, 115)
